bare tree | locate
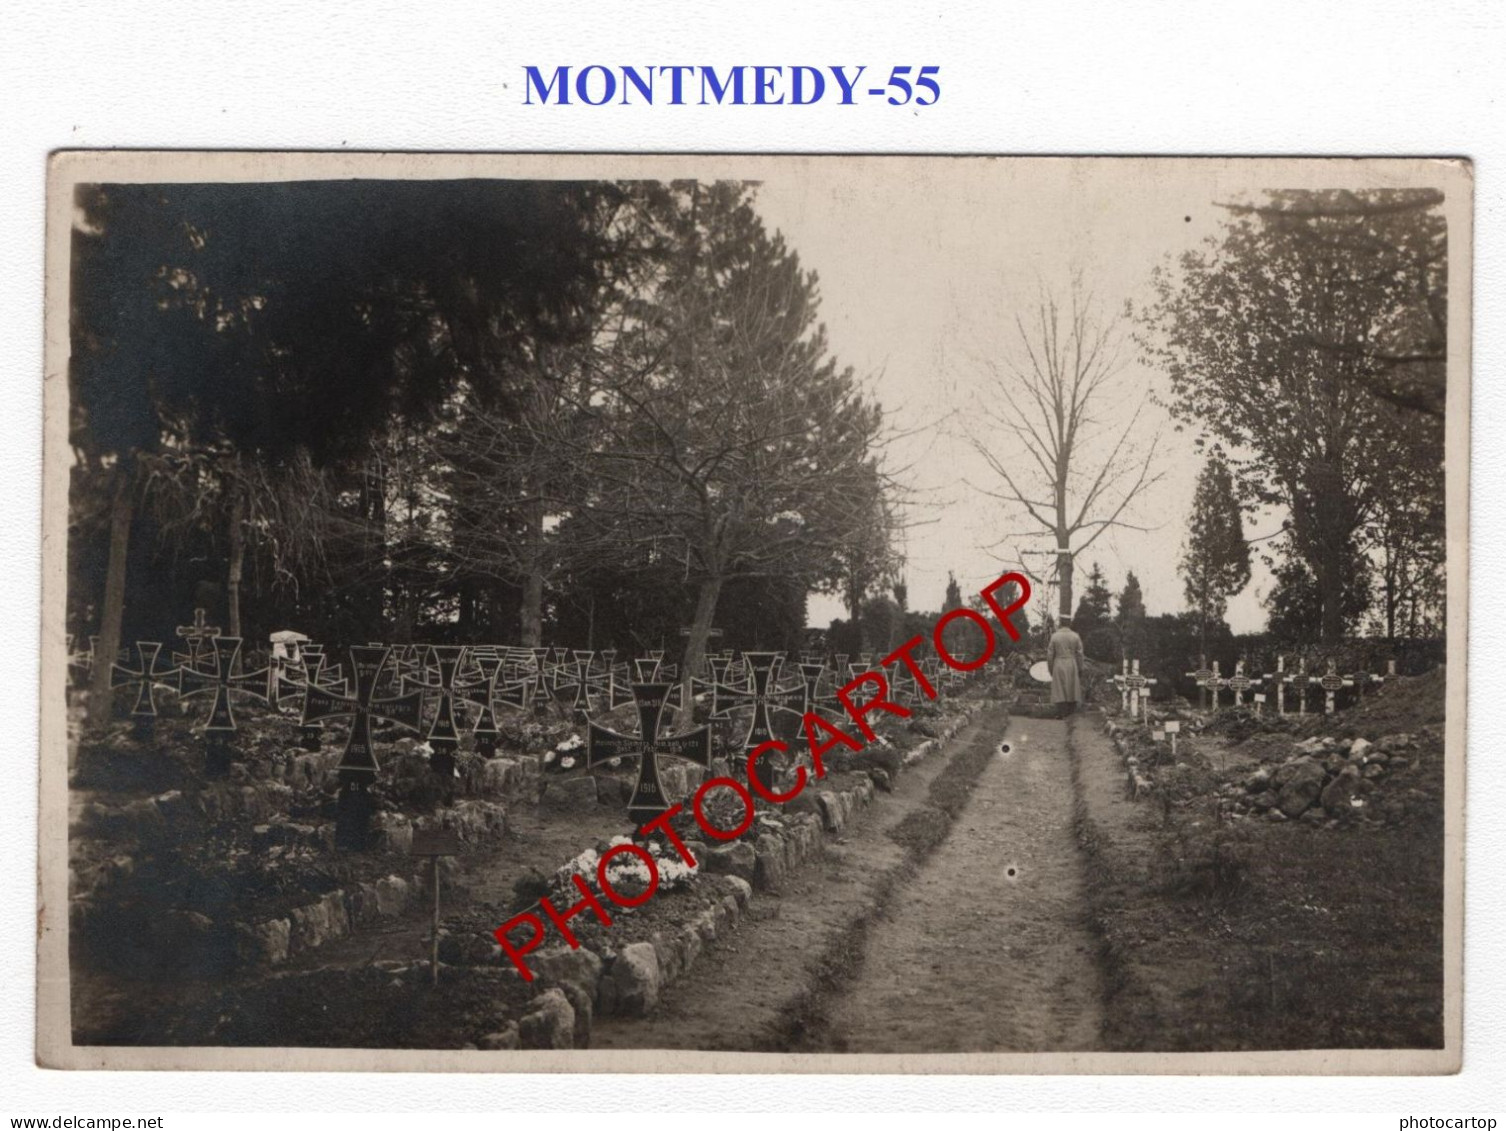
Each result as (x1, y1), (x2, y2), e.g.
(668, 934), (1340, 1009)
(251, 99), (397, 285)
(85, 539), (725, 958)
(965, 275), (1162, 617)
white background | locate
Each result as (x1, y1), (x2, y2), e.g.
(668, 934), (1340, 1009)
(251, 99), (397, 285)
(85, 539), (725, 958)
(3, 0), (1503, 1114)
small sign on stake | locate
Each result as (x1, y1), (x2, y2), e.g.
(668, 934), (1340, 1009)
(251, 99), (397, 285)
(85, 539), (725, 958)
(1164, 719), (1181, 757)
(412, 829), (461, 986)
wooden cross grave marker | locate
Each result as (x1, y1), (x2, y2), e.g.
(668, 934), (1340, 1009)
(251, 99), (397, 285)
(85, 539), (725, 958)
(711, 651), (807, 791)
(67, 634), (96, 685)
(549, 655), (594, 714)
(1317, 660), (1353, 715)
(1122, 659), (1156, 723)
(286, 647), (347, 751)
(456, 653), (505, 759)
(1343, 664), (1387, 699)
(1284, 658), (1313, 716)
(1113, 659), (1132, 713)
(1185, 657), (1215, 710)
(583, 682), (713, 825)
(1227, 660), (1256, 708)
(179, 637), (269, 774)
(110, 641), (181, 737)
(794, 660), (839, 717)
(173, 608), (221, 671)
(586, 657), (636, 713)
(403, 645), (470, 777)
(301, 646), (426, 849)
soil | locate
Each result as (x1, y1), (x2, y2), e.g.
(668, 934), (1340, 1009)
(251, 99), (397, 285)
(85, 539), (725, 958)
(590, 705), (1011, 1051)
(819, 715), (1103, 1052)
(1074, 712), (1444, 1051)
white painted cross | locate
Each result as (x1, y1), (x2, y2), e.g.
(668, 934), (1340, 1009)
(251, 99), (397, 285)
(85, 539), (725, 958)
(1113, 659), (1131, 713)
(1123, 659), (1156, 724)
(1318, 659), (1354, 715)
(1284, 657), (1312, 716)
(1205, 660), (1229, 711)
(1184, 659), (1215, 710)
(1227, 660), (1255, 708)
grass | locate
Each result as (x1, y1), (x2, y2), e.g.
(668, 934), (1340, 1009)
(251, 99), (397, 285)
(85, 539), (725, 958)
(1072, 720), (1445, 1051)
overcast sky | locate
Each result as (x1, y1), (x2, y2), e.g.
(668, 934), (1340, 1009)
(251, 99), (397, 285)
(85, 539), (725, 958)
(748, 158), (1285, 634)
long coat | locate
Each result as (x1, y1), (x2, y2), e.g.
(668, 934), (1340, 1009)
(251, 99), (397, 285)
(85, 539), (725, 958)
(1046, 627), (1085, 704)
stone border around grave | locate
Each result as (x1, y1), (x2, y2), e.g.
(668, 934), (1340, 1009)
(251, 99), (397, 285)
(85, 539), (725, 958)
(71, 749), (530, 970)
(233, 798), (513, 965)
(1102, 715), (1157, 798)
(439, 701), (985, 1044)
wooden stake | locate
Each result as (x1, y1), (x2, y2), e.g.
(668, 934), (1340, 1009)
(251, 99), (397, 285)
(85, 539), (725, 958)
(431, 854), (441, 987)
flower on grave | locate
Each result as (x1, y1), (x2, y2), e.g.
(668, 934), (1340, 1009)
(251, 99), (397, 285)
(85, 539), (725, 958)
(559, 755), (576, 770)
(555, 733), (584, 753)
(543, 749), (556, 764)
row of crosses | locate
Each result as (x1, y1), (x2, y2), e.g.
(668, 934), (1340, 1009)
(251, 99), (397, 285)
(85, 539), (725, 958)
(101, 611), (949, 846)
(1181, 656), (1394, 716)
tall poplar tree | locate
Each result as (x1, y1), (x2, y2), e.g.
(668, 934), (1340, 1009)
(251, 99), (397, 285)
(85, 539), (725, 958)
(1179, 454), (1250, 652)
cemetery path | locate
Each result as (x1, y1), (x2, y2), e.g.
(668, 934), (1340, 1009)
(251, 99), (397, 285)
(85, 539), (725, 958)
(590, 704), (1008, 1052)
(818, 713), (1104, 1053)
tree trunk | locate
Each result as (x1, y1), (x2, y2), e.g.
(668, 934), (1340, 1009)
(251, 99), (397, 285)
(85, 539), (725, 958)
(681, 574), (723, 705)
(363, 459), (388, 636)
(227, 482), (246, 638)
(1056, 536), (1074, 619)
(520, 499), (545, 648)
(88, 464), (135, 727)
(1318, 535), (1346, 644)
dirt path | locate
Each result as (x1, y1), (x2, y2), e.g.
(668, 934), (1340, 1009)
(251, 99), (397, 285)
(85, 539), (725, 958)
(819, 714), (1104, 1052)
(591, 706), (1009, 1051)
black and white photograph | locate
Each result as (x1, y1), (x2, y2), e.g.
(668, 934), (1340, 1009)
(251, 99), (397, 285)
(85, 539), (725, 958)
(37, 153), (1467, 1073)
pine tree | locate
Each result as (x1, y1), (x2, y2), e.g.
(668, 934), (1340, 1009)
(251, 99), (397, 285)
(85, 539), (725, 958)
(1116, 571), (1147, 659)
(1073, 562), (1113, 633)
(942, 571), (963, 613)
(1180, 455), (1251, 652)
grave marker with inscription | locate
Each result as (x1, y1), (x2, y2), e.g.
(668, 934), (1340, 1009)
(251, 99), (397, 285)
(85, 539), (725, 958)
(302, 646), (426, 849)
(110, 641), (180, 738)
(584, 683), (713, 824)
(178, 636), (269, 775)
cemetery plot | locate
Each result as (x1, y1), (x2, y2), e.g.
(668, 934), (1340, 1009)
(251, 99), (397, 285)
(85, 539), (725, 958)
(50, 160), (1457, 1067)
(1084, 667), (1445, 1050)
(68, 642), (998, 1049)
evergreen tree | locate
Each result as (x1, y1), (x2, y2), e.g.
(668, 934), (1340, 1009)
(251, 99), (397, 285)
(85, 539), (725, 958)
(1073, 562), (1113, 633)
(1142, 188), (1445, 642)
(1116, 570), (1148, 659)
(1179, 455), (1251, 653)
(942, 572), (964, 613)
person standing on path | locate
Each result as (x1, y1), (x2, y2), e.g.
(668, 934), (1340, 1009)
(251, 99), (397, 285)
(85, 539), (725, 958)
(1047, 617), (1085, 718)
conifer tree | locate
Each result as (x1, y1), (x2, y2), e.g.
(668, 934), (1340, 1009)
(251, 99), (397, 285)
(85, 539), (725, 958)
(1180, 455), (1251, 652)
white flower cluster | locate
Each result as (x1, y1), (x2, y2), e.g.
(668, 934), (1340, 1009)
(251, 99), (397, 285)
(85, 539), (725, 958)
(544, 732), (586, 769)
(554, 834), (698, 895)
